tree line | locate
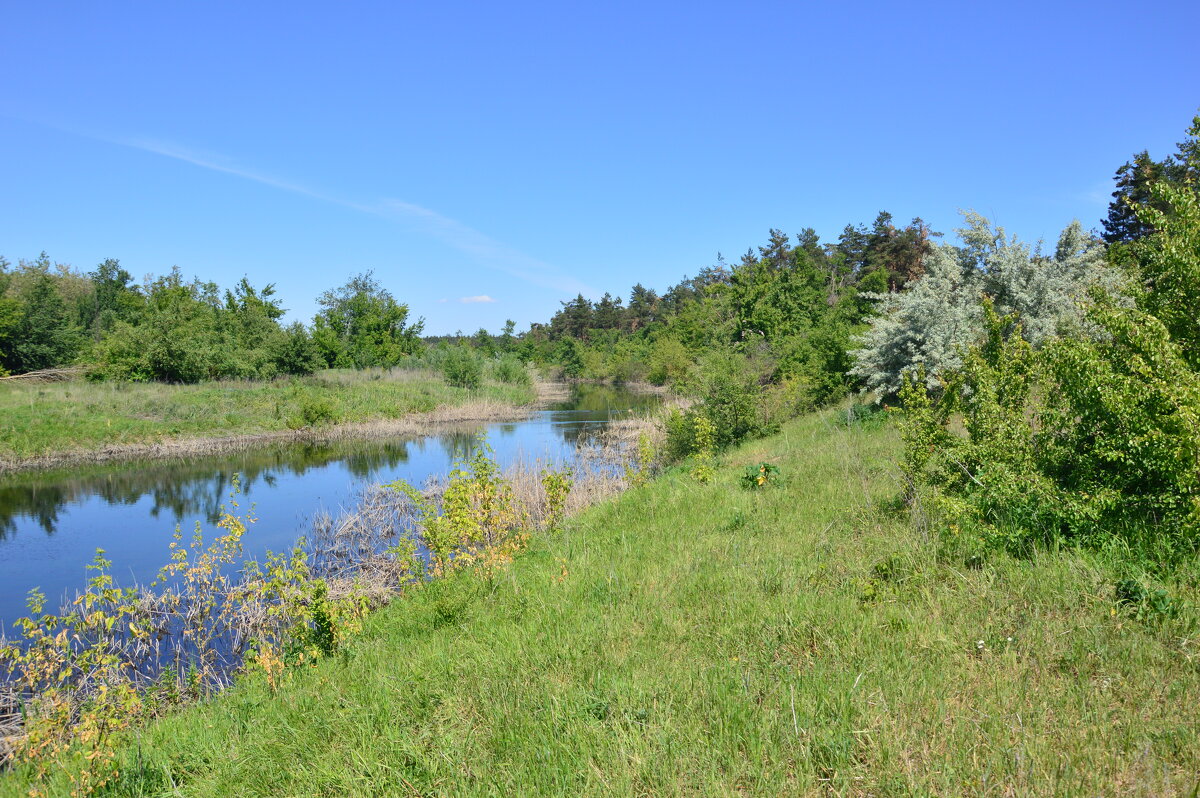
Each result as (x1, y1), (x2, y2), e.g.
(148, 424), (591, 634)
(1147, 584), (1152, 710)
(0, 263), (423, 381)
(512, 112), (1200, 558)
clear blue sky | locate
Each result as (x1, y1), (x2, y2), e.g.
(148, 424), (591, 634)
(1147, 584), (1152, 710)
(1, 1), (1197, 334)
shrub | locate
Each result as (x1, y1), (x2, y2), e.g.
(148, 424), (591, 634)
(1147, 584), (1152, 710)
(901, 295), (1200, 560)
(851, 213), (1117, 398)
(441, 346), (482, 389)
(489, 354), (531, 386)
(663, 408), (699, 460)
(702, 377), (779, 449)
(647, 336), (691, 386)
(664, 376), (780, 462)
(690, 415), (717, 484)
(288, 397), (339, 428)
(740, 462), (781, 490)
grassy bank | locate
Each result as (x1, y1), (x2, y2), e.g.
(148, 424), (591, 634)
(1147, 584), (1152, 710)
(5, 409), (1199, 796)
(0, 369), (536, 471)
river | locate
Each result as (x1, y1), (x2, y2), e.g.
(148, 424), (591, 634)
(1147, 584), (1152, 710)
(0, 383), (660, 630)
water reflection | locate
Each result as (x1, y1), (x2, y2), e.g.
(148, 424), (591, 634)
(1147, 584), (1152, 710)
(0, 384), (660, 626)
(0, 438), (417, 538)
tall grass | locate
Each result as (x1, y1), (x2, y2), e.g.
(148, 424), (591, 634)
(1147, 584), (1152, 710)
(0, 369), (535, 469)
(3, 409), (1198, 795)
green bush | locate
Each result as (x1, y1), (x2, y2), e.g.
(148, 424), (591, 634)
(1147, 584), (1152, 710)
(288, 397), (339, 428)
(441, 346), (482, 389)
(741, 462), (781, 490)
(664, 376), (780, 461)
(702, 377), (779, 449)
(901, 295), (1200, 561)
(488, 354), (531, 386)
(663, 408), (699, 460)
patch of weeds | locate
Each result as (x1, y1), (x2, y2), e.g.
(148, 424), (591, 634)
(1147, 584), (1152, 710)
(585, 695), (612, 723)
(872, 554), (909, 583)
(840, 401), (889, 430)
(427, 576), (479, 628)
(623, 707), (651, 728)
(587, 576), (629, 607)
(759, 569), (784, 597)
(721, 508), (763, 537)
(288, 397), (338, 428)
(860, 554), (914, 603)
(723, 509), (748, 532)
(1114, 578), (1181, 622)
(740, 462), (781, 490)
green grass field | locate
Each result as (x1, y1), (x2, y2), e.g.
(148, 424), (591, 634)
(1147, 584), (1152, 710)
(0, 369), (535, 466)
(4, 409), (1198, 796)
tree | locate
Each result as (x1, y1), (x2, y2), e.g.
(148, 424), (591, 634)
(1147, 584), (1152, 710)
(864, 212), (937, 292)
(850, 213), (1115, 397)
(592, 292), (623, 330)
(1102, 113), (1200, 244)
(625, 283), (658, 332)
(499, 319), (517, 352)
(84, 258), (144, 337)
(472, 327), (496, 357)
(93, 269), (317, 382)
(1127, 148), (1200, 368)
(3, 267), (84, 373)
(311, 272), (424, 368)
(548, 294), (593, 340)
(902, 156), (1200, 555)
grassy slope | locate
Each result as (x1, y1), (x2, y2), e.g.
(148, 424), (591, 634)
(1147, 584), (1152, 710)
(7, 410), (1199, 796)
(0, 369), (534, 463)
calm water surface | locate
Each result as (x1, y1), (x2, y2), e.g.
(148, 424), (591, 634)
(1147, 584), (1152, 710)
(0, 384), (659, 629)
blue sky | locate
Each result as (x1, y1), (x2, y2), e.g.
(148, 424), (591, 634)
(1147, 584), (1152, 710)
(1, 1), (1197, 334)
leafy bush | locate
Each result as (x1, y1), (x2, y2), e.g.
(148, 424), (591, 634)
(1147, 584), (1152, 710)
(441, 346), (482, 389)
(690, 415), (717, 484)
(741, 462), (781, 490)
(647, 336), (691, 386)
(663, 407), (699, 461)
(841, 401), (889, 430)
(665, 375), (781, 461)
(88, 272), (320, 383)
(290, 398), (339, 428)
(488, 354), (531, 386)
(902, 294), (1200, 560)
(1115, 578), (1181, 622)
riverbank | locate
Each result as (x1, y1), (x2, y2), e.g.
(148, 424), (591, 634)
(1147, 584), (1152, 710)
(5, 407), (1195, 795)
(0, 369), (539, 474)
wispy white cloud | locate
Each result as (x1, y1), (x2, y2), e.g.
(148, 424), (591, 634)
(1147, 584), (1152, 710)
(458, 295), (496, 304)
(102, 133), (596, 296)
(1069, 180), (1113, 208)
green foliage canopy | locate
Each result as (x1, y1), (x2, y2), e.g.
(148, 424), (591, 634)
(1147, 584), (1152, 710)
(311, 272), (424, 369)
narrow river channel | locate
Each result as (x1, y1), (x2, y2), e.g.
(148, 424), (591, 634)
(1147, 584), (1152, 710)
(0, 384), (660, 630)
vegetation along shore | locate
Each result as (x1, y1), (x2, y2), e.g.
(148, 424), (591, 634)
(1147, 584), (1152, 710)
(0, 115), (1198, 795)
(0, 368), (538, 474)
(2, 407), (1196, 795)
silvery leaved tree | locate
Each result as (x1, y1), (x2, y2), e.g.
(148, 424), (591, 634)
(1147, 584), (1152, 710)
(850, 212), (1116, 397)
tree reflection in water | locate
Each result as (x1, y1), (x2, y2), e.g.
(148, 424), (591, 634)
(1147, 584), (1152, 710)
(0, 384), (661, 542)
(0, 438), (417, 539)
